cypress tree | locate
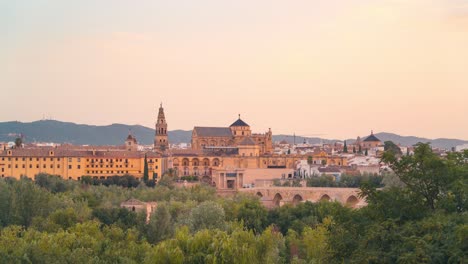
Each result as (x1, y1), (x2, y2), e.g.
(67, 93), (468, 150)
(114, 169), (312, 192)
(353, 146), (356, 153)
(358, 145), (362, 154)
(343, 140), (348, 153)
(365, 149), (368, 156)
(143, 154), (149, 183)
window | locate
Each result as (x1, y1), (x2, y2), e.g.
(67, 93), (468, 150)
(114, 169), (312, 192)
(15, 158), (18, 161)
(22, 157), (25, 161)
(43, 158), (46, 161)
(1, 168), (3, 172)
(58, 165), (60, 168)
(36, 165), (39, 168)
(15, 165), (18, 168)
(78, 165), (81, 169)
(29, 165), (32, 168)
(29, 158), (32, 161)
(43, 165), (46, 168)
(50, 165), (53, 168)
(22, 164), (25, 168)
(68, 158), (72, 162)
(57, 158), (61, 161)
(77, 158), (81, 162)
(68, 165), (72, 169)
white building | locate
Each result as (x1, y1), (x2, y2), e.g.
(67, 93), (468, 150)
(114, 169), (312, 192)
(455, 144), (468, 152)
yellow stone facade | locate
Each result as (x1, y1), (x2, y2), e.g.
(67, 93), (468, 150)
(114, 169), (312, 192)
(0, 147), (164, 180)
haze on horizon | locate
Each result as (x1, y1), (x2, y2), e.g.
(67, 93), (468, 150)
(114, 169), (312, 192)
(1, 0), (468, 140)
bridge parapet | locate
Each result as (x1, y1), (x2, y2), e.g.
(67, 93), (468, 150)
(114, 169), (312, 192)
(239, 187), (367, 208)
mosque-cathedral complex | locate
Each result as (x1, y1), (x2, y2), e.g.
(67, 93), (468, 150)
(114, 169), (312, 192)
(0, 104), (370, 191)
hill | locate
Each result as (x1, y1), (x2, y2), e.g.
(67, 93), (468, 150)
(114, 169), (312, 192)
(0, 120), (466, 149)
(0, 120), (191, 145)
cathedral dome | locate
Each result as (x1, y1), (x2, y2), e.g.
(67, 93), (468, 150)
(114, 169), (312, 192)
(230, 116), (249, 127)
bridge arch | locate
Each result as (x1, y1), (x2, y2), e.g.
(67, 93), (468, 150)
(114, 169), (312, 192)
(292, 194), (303, 205)
(273, 193), (283, 207)
(346, 195), (359, 208)
(319, 194), (331, 202)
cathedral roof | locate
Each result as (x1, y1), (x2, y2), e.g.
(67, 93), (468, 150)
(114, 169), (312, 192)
(238, 137), (256, 146)
(230, 118), (249, 127)
(193, 127), (233, 137)
(363, 132), (381, 142)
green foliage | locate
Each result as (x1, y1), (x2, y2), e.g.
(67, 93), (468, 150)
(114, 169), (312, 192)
(14, 137), (22, 148)
(81, 174), (141, 188)
(143, 154), (149, 183)
(0, 151), (466, 264)
(384, 140), (402, 156)
(343, 140), (348, 153)
(382, 143), (459, 210)
(147, 203), (173, 243)
(306, 174), (384, 188)
(189, 201), (226, 232)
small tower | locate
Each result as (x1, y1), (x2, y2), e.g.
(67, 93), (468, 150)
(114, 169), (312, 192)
(154, 103), (169, 151)
(125, 132), (138, 151)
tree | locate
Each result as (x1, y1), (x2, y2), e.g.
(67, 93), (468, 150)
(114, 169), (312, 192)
(384, 141), (402, 156)
(365, 149), (368, 156)
(382, 143), (454, 210)
(343, 140), (348, 153)
(14, 137), (22, 148)
(147, 203), (173, 243)
(353, 146), (356, 154)
(188, 201), (226, 232)
(358, 145), (362, 154)
(143, 154), (149, 183)
(307, 156), (313, 178)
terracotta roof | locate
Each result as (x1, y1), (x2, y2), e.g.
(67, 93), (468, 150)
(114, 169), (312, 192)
(171, 149), (204, 156)
(0, 147), (162, 158)
(193, 127), (233, 137)
(318, 167), (342, 173)
(238, 137), (256, 146)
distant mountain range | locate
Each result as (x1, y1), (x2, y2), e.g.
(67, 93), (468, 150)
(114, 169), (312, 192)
(0, 120), (466, 149)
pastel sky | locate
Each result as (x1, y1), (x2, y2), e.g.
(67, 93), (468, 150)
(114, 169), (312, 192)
(1, 0), (468, 140)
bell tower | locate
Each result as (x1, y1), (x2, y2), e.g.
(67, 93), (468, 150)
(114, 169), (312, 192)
(154, 103), (169, 151)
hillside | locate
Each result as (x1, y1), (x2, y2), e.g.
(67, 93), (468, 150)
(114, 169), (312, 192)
(0, 120), (466, 149)
(0, 120), (191, 145)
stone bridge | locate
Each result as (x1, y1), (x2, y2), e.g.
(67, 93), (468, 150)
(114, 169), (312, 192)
(239, 187), (367, 208)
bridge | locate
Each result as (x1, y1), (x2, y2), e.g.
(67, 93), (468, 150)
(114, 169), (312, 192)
(238, 187), (367, 208)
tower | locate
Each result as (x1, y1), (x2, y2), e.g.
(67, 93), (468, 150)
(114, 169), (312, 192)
(125, 131), (138, 151)
(154, 103), (169, 151)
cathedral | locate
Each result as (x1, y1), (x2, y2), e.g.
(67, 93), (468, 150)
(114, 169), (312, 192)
(191, 115), (273, 155)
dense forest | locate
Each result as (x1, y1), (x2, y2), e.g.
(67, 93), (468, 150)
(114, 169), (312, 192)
(0, 143), (466, 263)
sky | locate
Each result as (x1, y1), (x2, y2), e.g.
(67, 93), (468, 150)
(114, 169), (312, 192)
(1, 0), (468, 140)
